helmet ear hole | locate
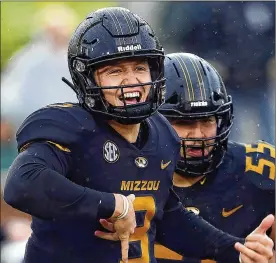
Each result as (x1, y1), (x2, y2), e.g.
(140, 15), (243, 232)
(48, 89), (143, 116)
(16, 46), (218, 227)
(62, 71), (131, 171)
(213, 91), (222, 102)
(74, 60), (86, 72)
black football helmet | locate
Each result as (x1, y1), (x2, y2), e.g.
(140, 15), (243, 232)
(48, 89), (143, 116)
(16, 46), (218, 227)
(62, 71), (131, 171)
(159, 53), (234, 177)
(63, 7), (165, 124)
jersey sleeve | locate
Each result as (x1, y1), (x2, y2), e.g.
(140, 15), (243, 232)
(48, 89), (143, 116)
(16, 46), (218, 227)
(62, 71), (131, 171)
(244, 140), (275, 191)
(4, 105), (115, 221)
(156, 188), (243, 262)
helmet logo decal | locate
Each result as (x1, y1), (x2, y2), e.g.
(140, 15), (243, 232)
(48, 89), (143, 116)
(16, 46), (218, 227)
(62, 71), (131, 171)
(117, 44), (142, 52)
(191, 101), (208, 107)
(135, 156), (148, 168)
(185, 206), (200, 215)
(103, 141), (120, 163)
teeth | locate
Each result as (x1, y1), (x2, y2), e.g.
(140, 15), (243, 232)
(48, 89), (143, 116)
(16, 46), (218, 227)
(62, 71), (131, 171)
(123, 92), (140, 99)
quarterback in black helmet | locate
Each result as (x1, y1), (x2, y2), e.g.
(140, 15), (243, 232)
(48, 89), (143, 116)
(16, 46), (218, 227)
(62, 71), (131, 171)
(157, 52), (275, 263)
(4, 8), (274, 263)
(65, 6), (165, 124)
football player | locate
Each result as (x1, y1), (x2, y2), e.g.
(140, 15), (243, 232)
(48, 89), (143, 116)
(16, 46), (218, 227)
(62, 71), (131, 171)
(3, 8), (274, 263)
(156, 52), (275, 263)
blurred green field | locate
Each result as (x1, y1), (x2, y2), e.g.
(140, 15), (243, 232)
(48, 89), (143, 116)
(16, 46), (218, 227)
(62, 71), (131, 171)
(1, 2), (117, 70)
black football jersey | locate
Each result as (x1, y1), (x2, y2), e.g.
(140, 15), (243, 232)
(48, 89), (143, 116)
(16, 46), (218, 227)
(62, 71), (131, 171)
(16, 103), (180, 263)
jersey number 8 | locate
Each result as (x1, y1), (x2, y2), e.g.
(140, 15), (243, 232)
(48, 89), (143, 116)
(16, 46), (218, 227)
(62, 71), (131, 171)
(120, 196), (155, 263)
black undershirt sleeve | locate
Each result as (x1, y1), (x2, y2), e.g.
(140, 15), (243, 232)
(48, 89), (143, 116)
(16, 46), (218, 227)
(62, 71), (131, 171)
(4, 142), (115, 221)
(156, 188), (244, 262)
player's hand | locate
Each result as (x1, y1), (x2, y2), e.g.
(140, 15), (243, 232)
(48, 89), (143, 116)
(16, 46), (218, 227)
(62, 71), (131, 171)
(234, 214), (274, 263)
(95, 194), (136, 263)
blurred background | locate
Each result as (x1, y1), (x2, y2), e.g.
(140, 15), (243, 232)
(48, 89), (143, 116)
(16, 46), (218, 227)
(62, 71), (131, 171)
(0, 1), (275, 262)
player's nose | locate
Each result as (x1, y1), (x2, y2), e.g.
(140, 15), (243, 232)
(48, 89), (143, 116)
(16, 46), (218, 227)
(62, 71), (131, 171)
(190, 122), (205, 138)
(121, 70), (140, 86)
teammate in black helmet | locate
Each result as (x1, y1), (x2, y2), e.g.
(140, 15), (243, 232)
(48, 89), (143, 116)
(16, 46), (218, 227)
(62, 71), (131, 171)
(157, 52), (275, 263)
(4, 8), (274, 263)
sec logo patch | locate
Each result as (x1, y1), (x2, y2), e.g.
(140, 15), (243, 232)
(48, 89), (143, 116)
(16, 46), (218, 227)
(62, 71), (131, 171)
(103, 141), (120, 163)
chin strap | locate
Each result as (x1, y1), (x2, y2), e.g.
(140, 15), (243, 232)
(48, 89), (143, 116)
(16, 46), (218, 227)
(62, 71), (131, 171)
(62, 77), (85, 104)
(62, 77), (78, 93)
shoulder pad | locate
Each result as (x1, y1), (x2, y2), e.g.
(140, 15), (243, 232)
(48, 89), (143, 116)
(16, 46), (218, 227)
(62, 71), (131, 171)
(244, 140), (275, 191)
(16, 103), (95, 152)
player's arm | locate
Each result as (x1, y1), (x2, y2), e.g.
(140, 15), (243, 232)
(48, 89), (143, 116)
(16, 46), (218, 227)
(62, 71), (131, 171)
(4, 141), (136, 263)
(156, 188), (274, 262)
(156, 188), (243, 262)
(3, 142), (117, 220)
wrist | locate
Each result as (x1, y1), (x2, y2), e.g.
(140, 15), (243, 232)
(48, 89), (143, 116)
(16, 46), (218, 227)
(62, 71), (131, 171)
(111, 194), (124, 218)
(111, 194), (129, 219)
(116, 195), (129, 220)
(97, 192), (115, 219)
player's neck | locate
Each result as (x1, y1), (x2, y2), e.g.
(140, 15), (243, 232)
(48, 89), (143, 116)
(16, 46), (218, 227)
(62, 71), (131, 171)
(107, 120), (141, 143)
(173, 172), (205, 187)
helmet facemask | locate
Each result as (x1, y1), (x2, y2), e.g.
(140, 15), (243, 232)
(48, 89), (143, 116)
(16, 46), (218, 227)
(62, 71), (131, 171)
(67, 55), (165, 124)
(173, 98), (234, 177)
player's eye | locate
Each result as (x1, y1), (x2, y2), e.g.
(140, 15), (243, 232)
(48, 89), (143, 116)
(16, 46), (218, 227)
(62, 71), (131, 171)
(136, 65), (148, 72)
(203, 117), (216, 124)
(107, 69), (122, 75)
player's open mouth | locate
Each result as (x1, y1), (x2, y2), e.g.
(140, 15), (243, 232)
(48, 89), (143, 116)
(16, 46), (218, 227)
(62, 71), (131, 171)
(119, 91), (142, 105)
(186, 149), (208, 157)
